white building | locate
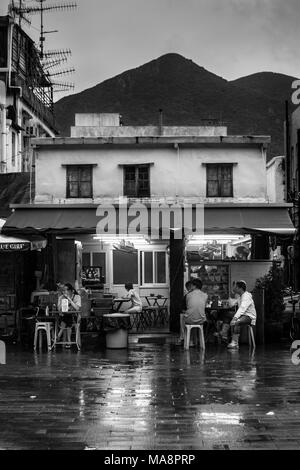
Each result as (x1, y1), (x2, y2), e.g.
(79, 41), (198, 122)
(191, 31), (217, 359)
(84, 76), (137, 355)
(3, 114), (295, 333)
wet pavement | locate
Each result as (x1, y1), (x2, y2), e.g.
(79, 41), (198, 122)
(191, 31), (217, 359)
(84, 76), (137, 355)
(0, 335), (300, 450)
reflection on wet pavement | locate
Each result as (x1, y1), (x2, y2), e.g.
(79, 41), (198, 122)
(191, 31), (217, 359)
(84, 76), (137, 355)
(0, 338), (299, 450)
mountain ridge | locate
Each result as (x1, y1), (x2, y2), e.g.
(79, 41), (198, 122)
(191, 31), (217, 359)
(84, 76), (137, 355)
(54, 53), (299, 158)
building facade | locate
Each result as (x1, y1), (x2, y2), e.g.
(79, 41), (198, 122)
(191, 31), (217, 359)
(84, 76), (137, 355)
(3, 114), (295, 334)
(287, 105), (300, 289)
(0, 14), (56, 174)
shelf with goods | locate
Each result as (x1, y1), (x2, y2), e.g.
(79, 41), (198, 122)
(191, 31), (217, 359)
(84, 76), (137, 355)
(189, 262), (230, 300)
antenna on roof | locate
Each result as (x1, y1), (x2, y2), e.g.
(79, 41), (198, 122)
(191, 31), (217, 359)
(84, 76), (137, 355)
(8, 1), (77, 94)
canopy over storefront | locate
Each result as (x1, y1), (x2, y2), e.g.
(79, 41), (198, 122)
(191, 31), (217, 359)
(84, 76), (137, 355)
(1, 203), (295, 237)
(0, 217), (47, 251)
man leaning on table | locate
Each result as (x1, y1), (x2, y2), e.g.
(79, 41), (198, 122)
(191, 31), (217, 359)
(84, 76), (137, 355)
(227, 280), (257, 350)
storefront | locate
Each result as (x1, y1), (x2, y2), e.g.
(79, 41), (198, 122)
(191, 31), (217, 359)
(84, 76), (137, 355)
(0, 230), (48, 337)
(1, 202), (296, 335)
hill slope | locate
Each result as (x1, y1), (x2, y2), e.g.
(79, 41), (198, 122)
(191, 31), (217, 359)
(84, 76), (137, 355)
(54, 53), (299, 158)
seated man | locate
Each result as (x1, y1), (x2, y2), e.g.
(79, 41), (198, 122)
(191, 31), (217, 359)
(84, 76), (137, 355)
(179, 280), (193, 342)
(180, 278), (208, 345)
(227, 280), (257, 349)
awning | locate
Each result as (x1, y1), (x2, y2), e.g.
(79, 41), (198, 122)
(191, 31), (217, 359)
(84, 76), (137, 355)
(203, 207), (296, 235)
(1, 205), (295, 236)
(0, 217), (47, 251)
(0, 234), (31, 252)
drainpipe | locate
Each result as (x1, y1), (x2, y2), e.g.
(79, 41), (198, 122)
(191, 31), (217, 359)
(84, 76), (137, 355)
(285, 100), (290, 202)
(0, 81), (6, 172)
(159, 109), (163, 135)
(174, 143), (180, 198)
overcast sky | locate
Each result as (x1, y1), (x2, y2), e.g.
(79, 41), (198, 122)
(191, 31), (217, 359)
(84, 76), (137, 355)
(2, 0), (300, 100)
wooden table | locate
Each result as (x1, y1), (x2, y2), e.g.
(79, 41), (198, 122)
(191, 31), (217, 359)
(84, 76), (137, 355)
(143, 296), (169, 326)
(144, 296), (168, 307)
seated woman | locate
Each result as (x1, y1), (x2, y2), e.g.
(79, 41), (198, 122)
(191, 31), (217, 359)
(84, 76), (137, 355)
(57, 283), (81, 348)
(123, 283), (143, 314)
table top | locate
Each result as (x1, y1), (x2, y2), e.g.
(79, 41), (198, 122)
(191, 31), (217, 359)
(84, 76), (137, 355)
(103, 313), (130, 318)
(144, 295), (168, 300)
(112, 298), (131, 302)
(205, 306), (235, 311)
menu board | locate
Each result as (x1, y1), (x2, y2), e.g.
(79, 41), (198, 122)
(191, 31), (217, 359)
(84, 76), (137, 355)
(189, 263), (229, 300)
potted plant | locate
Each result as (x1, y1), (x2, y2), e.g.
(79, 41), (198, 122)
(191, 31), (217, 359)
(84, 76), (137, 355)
(254, 262), (285, 343)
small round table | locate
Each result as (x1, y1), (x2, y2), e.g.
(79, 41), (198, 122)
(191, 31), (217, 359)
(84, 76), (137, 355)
(103, 313), (131, 349)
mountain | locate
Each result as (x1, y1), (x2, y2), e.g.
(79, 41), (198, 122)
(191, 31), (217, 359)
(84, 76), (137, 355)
(54, 53), (299, 158)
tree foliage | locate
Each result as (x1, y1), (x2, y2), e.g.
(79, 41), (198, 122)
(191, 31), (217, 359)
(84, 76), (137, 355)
(254, 262), (285, 322)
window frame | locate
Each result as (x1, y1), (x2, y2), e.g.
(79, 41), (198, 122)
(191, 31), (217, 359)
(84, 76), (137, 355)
(66, 164), (93, 199)
(206, 163), (234, 198)
(123, 164), (150, 198)
(141, 250), (168, 286)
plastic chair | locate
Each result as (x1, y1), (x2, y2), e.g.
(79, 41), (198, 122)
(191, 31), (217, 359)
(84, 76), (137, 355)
(184, 324), (205, 350)
(247, 325), (256, 349)
(33, 322), (53, 351)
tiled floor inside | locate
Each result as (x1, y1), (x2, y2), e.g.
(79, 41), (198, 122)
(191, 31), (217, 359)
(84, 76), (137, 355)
(0, 334), (300, 450)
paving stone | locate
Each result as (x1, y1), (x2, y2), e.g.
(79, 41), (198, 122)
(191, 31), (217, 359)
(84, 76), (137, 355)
(0, 340), (299, 449)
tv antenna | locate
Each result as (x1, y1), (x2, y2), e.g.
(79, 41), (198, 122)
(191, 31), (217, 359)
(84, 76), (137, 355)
(8, 1), (77, 94)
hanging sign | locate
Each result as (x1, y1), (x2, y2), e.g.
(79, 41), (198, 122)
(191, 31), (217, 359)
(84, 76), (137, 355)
(0, 242), (30, 252)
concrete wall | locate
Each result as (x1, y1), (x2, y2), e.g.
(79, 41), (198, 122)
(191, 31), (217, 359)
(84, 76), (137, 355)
(71, 125), (228, 138)
(230, 261), (273, 292)
(71, 113), (228, 138)
(34, 145), (268, 204)
(266, 156), (285, 202)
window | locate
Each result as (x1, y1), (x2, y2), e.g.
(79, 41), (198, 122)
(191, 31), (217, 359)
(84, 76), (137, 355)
(206, 164), (233, 197)
(124, 165), (150, 197)
(141, 251), (167, 285)
(113, 250), (138, 284)
(66, 165), (93, 198)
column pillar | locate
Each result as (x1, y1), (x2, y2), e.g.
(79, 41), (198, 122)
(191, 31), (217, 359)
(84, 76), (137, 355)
(169, 232), (184, 333)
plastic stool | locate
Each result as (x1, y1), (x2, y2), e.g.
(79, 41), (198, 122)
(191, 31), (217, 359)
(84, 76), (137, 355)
(34, 322), (53, 351)
(248, 325), (256, 349)
(184, 324), (205, 350)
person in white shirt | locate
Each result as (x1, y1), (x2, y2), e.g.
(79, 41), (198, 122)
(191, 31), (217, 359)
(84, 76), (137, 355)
(227, 280), (257, 349)
(123, 283), (143, 314)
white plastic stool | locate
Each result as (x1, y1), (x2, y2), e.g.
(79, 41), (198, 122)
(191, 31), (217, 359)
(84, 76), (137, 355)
(247, 325), (256, 349)
(184, 324), (205, 350)
(34, 322), (53, 351)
